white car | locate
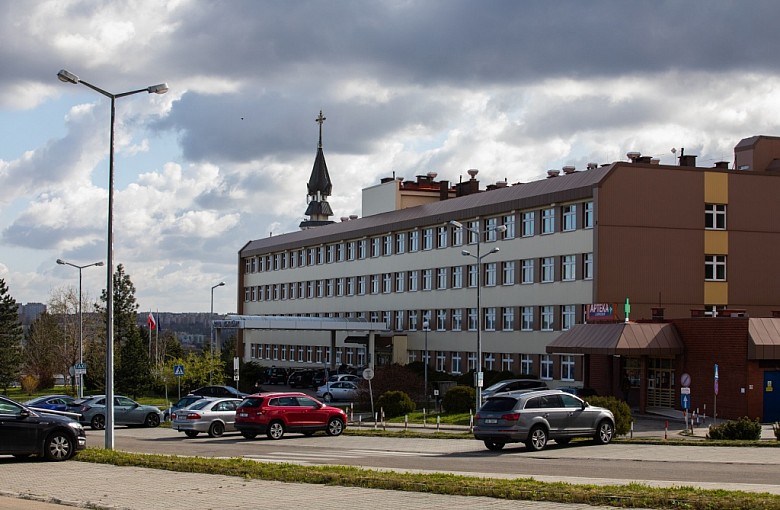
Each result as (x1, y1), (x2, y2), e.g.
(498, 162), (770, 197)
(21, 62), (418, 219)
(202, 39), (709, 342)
(326, 374), (360, 384)
(316, 381), (359, 402)
(172, 397), (242, 438)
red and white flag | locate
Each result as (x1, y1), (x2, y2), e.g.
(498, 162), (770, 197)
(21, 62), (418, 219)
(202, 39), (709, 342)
(147, 312), (156, 330)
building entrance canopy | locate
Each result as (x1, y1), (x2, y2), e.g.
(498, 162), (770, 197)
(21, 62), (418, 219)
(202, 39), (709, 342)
(547, 323), (683, 357)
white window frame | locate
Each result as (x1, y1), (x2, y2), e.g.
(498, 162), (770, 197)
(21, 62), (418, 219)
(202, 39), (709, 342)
(561, 304), (575, 331)
(705, 255), (727, 281)
(521, 306), (533, 331)
(540, 354), (553, 380)
(562, 255), (576, 281)
(520, 354), (533, 375)
(522, 211), (535, 237)
(583, 252), (593, 280)
(584, 201), (594, 229)
(541, 257), (554, 283)
(561, 355), (575, 381)
(502, 307), (514, 331)
(541, 305), (554, 331)
(502, 261), (514, 285)
(705, 203), (727, 230)
(562, 204), (576, 231)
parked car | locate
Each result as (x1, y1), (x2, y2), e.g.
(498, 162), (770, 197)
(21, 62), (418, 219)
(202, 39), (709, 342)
(0, 395), (86, 461)
(480, 378), (548, 400)
(235, 392), (347, 440)
(287, 369), (316, 388)
(316, 381), (359, 402)
(474, 389), (615, 451)
(162, 395), (207, 421)
(172, 397), (242, 438)
(310, 369), (328, 387)
(325, 374), (360, 384)
(190, 385), (248, 398)
(263, 367), (290, 385)
(72, 395), (163, 430)
(560, 386), (598, 399)
(24, 395), (77, 412)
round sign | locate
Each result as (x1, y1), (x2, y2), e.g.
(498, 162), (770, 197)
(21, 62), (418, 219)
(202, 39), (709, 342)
(362, 367), (375, 380)
(681, 373), (691, 387)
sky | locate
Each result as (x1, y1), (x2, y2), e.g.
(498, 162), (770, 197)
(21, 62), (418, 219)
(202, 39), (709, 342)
(3, 0), (780, 314)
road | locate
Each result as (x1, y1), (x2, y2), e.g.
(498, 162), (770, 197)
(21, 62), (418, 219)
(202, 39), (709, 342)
(86, 426), (780, 493)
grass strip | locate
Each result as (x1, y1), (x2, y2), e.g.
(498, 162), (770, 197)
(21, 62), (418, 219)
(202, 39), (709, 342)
(76, 448), (780, 509)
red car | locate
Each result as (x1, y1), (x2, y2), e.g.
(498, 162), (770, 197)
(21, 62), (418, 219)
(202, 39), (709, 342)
(235, 392), (347, 440)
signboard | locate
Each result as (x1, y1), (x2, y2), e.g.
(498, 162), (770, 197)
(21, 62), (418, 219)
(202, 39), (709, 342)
(681, 373), (691, 387)
(714, 363), (719, 396)
(173, 364), (185, 377)
(362, 367), (375, 380)
(586, 303), (619, 322)
(74, 362), (87, 375)
(681, 392), (691, 410)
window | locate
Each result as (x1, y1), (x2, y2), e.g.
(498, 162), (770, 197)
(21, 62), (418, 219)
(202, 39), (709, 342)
(370, 274), (380, 294)
(502, 214), (516, 239)
(452, 266), (463, 289)
(561, 355), (575, 381)
(326, 279), (334, 297)
(298, 249), (306, 267)
(337, 243), (345, 262)
(423, 228), (434, 250)
(484, 262), (497, 286)
(307, 248), (316, 266)
(484, 353), (495, 371)
(408, 311), (418, 331)
(522, 211), (535, 237)
(408, 270), (419, 291)
(584, 201), (594, 228)
(467, 352), (477, 372)
(452, 309), (463, 331)
(408, 230), (419, 252)
(371, 237), (381, 258)
(705, 204), (727, 230)
(358, 239), (367, 259)
(326, 244), (335, 263)
(422, 269), (433, 290)
(541, 305), (554, 331)
(562, 204), (576, 231)
(347, 241), (356, 261)
(383, 235), (393, 256)
(306, 346), (313, 363)
(357, 276), (366, 295)
(395, 271), (405, 292)
(336, 278), (344, 296)
(347, 277), (355, 296)
(502, 307), (515, 331)
(467, 220), (479, 244)
(451, 225), (463, 246)
(583, 252), (593, 280)
(467, 264), (478, 288)
(467, 308), (478, 331)
(317, 246), (325, 264)
(520, 354), (533, 375)
(542, 208), (555, 234)
(502, 261), (515, 285)
(451, 352), (462, 374)
(436, 309), (447, 330)
(521, 306), (533, 331)
(317, 279), (324, 297)
(484, 217), (498, 241)
(501, 354), (513, 372)
(541, 257), (554, 283)
(394, 310), (404, 331)
(436, 351), (446, 372)
(370, 311), (379, 323)
(383, 273), (392, 293)
(561, 305), (575, 330)
(562, 255), (576, 281)
(540, 354), (553, 380)
(437, 268), (447, 289)
(521, 259), (534, 284)
(705, 255), (727, 281)
(395, 233), (405, 254)
(484, 307), (497, 331)
(437, 226), (448, 248)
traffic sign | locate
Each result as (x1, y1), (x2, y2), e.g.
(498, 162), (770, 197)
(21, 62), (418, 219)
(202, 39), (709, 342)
(362, 367), (374, 380)
(173, 364), (185, 377)
(680, 373), (691, 387)
(681, 393), (690, 410)
(74, 362), (87, 375)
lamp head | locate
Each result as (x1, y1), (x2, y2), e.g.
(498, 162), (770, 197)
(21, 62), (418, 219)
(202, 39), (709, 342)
(449, 220), (463, 229)
(57, 69), (79, 84)
(147, 83), (169, 95)
(496, 225), (508, 233)
(56, 259), (66, 265)
(461, 250), (471, 256)
(95, 261), (105, 267)
(489, 247), (500, 254)
(218, 281), (226, 287)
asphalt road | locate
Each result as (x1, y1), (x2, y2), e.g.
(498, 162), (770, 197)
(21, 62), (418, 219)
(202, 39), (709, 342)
(85, 425), (780, 493)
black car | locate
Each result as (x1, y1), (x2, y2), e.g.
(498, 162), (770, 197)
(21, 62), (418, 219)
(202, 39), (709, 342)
(287, 369), (315, 388)
(0, 395), (86, 461)
(264, 367), (290, 385)
(190, 385), (248, 398)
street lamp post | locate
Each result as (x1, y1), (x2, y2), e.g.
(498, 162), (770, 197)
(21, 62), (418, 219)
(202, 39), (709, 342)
(422, 316), (430, 409)
(56, 259), (104, 399)
(449, 220), (506, 411)
(210, 282), (226, 384)
(57, 69), (167, 450)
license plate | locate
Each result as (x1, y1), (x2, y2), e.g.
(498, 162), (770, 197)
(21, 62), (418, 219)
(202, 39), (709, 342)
(484, 419), (498, 424)
(239, 413), (248, 417)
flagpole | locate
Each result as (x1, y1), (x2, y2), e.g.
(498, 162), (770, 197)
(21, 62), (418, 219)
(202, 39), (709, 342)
(156, 308), (159, 366)
(148, 309), (152, 358)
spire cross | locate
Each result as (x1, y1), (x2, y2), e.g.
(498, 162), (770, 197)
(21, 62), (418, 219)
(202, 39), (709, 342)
(315, 110), (326, 148)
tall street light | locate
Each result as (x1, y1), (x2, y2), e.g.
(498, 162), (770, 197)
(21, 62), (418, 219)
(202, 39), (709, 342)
(449, 220), (506, 411)
(56, 258), (104, 399)
(57, 69), (168, 450)
(210, 281), (226, 384)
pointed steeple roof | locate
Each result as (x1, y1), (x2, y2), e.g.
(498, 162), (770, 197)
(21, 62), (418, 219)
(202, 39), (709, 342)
(307, 110), (332, 196)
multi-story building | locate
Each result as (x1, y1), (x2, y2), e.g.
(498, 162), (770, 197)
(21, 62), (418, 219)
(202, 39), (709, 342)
(235, 132), (780, 419)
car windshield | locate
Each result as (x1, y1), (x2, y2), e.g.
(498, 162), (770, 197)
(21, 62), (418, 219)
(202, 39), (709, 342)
(480, 397), (518, 412)
(238, 397), (263, 408)
(483, 381), (511, 392)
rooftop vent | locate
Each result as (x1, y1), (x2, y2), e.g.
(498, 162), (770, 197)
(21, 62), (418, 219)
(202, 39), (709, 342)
(627, 151), (641, 162)
(495, 180), (508, 188)
(349, 214), (358, 220)
(467, 169), (479, 179)
(587, 162), (598, 170)
(562, 165), (576, 174)
(546, 169), (560, 178)
(427, 171), (438, 179)
(650, 158), (660, 165)
(340, 217), (349, 222)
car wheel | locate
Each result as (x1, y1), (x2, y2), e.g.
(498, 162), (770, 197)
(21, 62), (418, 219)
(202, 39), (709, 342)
(184, 430), (199, 438)
(594, 420), (614, 445)
(556, 438), (572, 445)
(484, 441), (505, 451)
(240, 431), (258, 439)
(267, 421), (285, 440)
(209, 421), (225, 438)
(526, 426), (548, 451)
(43, 431), (74, 461)
(325, 417), (344, 436)
(91, 414), (106, 430)
(145, 413), (161, 428)
(323, 393), (333, 403)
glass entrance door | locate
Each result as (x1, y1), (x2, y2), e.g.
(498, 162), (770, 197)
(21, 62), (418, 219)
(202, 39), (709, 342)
(647, 358), (675, 408)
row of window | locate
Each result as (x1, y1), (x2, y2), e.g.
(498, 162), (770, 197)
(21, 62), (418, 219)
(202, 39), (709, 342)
(249, 343), (577, 381)
(245, 202), (594, 273)
(243, 253), (594, 302)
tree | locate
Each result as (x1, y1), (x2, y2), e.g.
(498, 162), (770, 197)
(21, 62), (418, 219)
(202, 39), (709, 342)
(116, 333), (152, 398)
(0, 279), (24, 392)
(24, 311), (63, 390)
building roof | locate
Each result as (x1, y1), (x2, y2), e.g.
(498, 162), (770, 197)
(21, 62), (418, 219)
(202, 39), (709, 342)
(546, 322), (684, 357)
(307, 146), (332, 197)
(241, 164), (613, 257)
(748, 318), (780, 360)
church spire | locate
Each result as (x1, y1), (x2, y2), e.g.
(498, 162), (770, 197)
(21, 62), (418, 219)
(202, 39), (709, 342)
(300, 110), (335, 229)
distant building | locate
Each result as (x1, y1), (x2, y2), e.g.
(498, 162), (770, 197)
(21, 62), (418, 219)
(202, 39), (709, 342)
(17, 302), (46, 326)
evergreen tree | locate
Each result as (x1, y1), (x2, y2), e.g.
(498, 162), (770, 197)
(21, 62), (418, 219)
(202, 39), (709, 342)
(25, 311), (63, 390)
(116, 333), (151, 398)
(0, 279), (24, 392)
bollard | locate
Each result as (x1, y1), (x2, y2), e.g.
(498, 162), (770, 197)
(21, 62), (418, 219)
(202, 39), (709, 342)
(358, 415), (362, 428)
(664, 420), (668, 440)
(381, 408), (386, 430)
(374, 411), (378, 430)
(469, 410), (474, 433)
(423, 408), (427, 428)
(349, 403), (353, 422)
(436, 415), (440, 431)
(630, 420), (634, 439)
(404, 414), (408, 430)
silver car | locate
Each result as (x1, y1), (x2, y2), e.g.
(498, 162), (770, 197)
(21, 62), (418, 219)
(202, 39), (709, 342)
(172, 397), (242, 438)
(474, 389), (615, 451)
(72, 395), (163, 430)
(316, 381), (359, 402)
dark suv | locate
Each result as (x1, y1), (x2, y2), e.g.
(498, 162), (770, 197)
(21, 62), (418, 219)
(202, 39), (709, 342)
(235, 392), (347, 440)
(264, 367), (290, 385)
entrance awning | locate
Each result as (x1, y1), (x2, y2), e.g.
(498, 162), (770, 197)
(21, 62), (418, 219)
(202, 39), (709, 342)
(546, 323), (684, 357)
(748, 318), (780, 360)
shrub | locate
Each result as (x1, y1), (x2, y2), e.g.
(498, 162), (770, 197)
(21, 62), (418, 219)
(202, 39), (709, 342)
(20, 374), (39, 395)
(442, 385), (475, 414)
(773, 422), (780, 440)
(587, 396), (632, 436)
(707, 417), (762, 440)
(376, 390), (416, 418)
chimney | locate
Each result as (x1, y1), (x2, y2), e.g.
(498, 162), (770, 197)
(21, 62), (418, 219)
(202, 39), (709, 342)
(439, 180), (449, 201)
(627, 151), (641, 163)
(650, 158), (660, 165)
(680, 154), (697, 167)
(651, 307), (665, 321)
(714, 161), (729, 169)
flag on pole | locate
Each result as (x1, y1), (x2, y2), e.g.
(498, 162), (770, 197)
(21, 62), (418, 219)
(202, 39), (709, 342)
(148, 312), (157, 330)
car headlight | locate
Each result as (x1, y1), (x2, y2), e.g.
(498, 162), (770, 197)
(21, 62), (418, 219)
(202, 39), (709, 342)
(68, 421), (84, 432)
